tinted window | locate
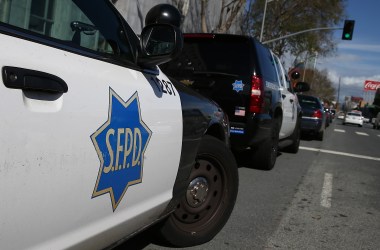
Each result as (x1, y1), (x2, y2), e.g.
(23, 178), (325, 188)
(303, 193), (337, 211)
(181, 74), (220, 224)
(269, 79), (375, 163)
(347, 112), (361, 117)
(254, 42), (279, 84)
(0, 0), (133, 61)
(273, 54), (293, 91)
(161, 37), (251, 77)
(298, 95), (322, 109)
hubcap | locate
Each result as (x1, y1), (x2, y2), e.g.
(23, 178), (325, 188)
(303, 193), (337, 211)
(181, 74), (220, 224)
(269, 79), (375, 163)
(186, 177), (209, 208)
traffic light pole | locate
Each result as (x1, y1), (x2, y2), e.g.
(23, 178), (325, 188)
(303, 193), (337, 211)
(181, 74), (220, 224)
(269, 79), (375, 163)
(262, 27), (343, 44)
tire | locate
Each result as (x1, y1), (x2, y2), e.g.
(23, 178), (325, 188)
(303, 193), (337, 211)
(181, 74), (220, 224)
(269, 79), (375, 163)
(283, 118), (301, 154)
(317, 129), (324, 141)
(157, 135), (239, 247)
(253, 119), (280, 170)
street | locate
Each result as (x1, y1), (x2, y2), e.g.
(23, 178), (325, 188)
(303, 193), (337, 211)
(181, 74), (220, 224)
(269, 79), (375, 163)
(118, 120), (380, 250)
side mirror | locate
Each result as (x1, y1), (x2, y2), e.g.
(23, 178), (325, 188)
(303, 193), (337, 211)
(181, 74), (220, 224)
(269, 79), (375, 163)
(138, 24), (183, 68)
(294, 81), (310, 93)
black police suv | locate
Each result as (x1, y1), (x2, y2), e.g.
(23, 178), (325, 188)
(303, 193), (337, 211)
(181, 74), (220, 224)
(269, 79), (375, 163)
(162, 33), (284, 170)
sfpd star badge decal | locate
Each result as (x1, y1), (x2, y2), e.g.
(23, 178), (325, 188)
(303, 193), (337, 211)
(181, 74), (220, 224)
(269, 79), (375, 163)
(91, 88), (152, 211)
(232, 80), (244, 92)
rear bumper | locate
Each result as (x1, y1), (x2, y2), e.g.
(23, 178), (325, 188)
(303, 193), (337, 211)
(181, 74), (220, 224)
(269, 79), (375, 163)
(344, 118), (363, 125)
(300, 117), (323, 133)
(230, 113), (273, 150)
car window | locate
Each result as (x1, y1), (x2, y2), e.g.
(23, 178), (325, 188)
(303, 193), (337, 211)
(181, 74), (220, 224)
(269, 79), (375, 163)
(298, 95), (321, 109)
(0, 0), (134, 62)
(347, 112), (361, 117)
(161, 38), (251, 77)
(254, 42), (279, 84)
(273, 54), (292, 91)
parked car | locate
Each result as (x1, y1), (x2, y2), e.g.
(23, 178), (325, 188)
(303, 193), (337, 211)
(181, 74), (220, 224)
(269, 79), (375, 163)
(343, 111), (363, 127)
(0, 2), (239, 249)
(162, 33), (308, 170)
(297, 94), (326, 141)
(372, 112), (380, 129)
(362, 116), (370, 123)
(272, 54), (310, 153)
(337, 111), (345, 119)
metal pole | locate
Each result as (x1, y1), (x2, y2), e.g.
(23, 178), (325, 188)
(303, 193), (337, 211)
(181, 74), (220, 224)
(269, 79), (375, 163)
(302, 53), (307, 82)
(337, 76), (341, 109)
(262, 27), (343, 44)
(259, 0), (269, 42)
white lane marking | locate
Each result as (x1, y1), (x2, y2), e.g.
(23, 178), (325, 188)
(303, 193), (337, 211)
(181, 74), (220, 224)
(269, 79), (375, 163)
(299, 146), (380, 161)
(355, 132), (369, 136)
(321, 173), (333, 208)
(334, 129), (345, 133)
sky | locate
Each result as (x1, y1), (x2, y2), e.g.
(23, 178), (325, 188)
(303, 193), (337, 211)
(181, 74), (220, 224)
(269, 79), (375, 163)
(317, 0), (380, 104)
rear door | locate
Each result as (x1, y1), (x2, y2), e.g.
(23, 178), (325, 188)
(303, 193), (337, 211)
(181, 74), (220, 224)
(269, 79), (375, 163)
(161, 35), (252, 128)
(273, 54), (297, 139)
(0, 1), (182, 249)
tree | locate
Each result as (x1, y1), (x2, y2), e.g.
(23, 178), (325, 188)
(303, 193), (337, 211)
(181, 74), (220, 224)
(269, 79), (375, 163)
(171, 0), (190, 26)
(299, 68), (336, 102)
(242, 0), (346, 58)
(214, 0), (245, 33)
(374, 88), (380, 106)
(171, 0), (245, 33)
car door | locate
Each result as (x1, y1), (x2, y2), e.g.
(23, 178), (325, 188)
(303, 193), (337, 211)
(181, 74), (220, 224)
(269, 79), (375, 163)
(273, 54), (297, 139)
(0, 0), (182, 249)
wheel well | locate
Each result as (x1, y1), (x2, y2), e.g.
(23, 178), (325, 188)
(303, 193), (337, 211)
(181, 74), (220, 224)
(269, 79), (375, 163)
(205, 123), (226, 143)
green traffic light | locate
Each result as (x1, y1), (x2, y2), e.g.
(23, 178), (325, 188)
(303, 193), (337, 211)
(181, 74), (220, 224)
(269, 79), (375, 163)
(342, 20), (355, 40)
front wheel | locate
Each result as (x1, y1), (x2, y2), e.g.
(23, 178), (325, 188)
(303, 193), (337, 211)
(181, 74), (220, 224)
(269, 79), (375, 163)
(317, 129), (324, 141)
(157, 135), (239, 247)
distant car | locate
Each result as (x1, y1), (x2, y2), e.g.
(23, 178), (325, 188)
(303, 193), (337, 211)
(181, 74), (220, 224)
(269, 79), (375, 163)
(337, 111), (345, 119)
(297, 94), (326, 141)
(343, 111), (363, 127)
(362, 116), (370, 123)
(373, 112), (380, 129)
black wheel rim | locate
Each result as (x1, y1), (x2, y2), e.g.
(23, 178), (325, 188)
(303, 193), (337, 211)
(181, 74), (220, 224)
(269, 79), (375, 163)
(172, 155), (227, 232)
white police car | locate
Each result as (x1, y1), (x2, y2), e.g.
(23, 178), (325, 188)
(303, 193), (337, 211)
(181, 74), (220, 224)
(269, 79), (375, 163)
(0, 1), (238, 249)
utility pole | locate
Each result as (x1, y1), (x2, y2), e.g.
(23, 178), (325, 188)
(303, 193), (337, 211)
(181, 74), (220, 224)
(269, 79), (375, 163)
(260, 0), (274, 42)
(337, 77), (341, 110)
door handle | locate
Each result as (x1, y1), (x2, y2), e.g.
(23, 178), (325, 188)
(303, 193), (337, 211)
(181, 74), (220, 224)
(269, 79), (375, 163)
(2, 66), (68, 93)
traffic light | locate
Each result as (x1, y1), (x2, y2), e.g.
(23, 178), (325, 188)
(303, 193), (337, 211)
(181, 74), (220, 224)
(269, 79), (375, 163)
(342, 20), (355, 40)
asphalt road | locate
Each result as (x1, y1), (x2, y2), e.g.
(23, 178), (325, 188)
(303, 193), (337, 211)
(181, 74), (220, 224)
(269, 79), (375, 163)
(117, 120), (380, 250)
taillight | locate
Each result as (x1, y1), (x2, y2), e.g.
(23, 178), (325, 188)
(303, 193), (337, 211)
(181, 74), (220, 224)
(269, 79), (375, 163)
(313, 110), (323, 119)
(250, 75), (264, 113)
